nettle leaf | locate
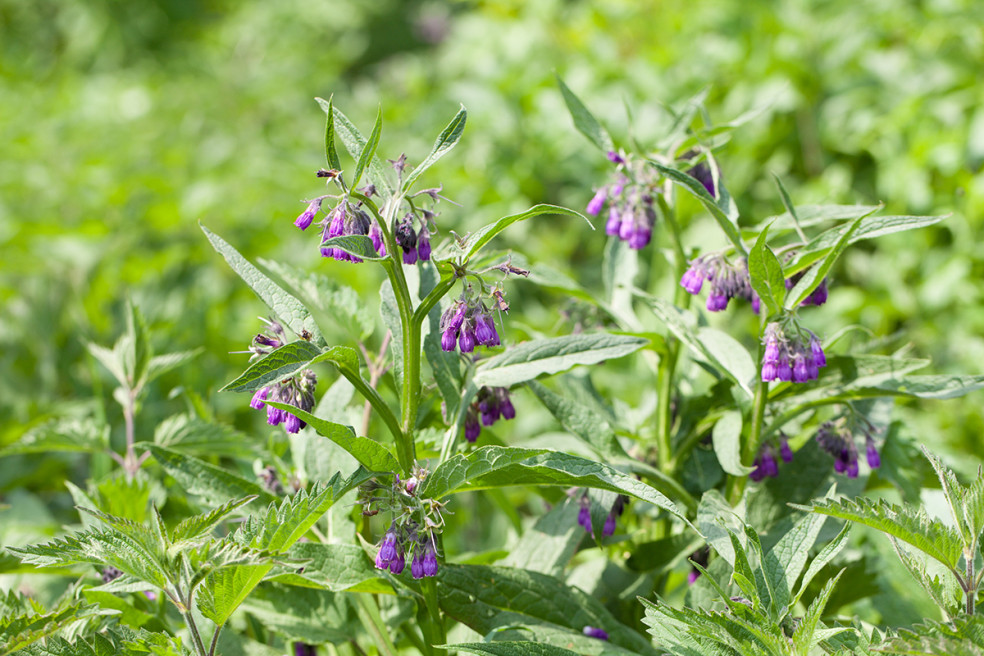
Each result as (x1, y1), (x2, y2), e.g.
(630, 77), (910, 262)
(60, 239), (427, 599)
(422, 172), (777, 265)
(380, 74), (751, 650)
(421, 446), (686, 522)
(235, 470), (371, 552)
(221, 340), (322, 393)
(123, 299), (150, 388)
(446, 643), (580, 656)
(922, 446), (973, 547)
(473, 333), (647, 388)
(711, 411), (753, 476)
(882, 609), (984, 656)
(145, 444), (278, 507)
(555, 75), (614, 153)
(85, 342), (127, 390)
(145, 349), (202, 384)
(764, 511), (827, 611)
(799, 496), (964, 570)
(647, 296), (755, 396)
(792, 569), (844, 655)
(889, 535), (961, 618)
(787, 214), (863, 309)
(439, 564), (656, 656)
(202, 225), (325, 346)
(447, 204), (591, 264)
(784, 211), (947, 276)
(320, 235), (388, 262)
(649, 161), (745, 255)
(0, 597), (107, 656)
(747, 226), (785, 317)
(269, 542), (391, 593)
(197, 562), (273, 627)
(316, 99), (394, 197)
(793, 523), (850, 608)
(2, 417), (108, 456)
(403, 104), (467, 192)
(169, 496), (258, 548)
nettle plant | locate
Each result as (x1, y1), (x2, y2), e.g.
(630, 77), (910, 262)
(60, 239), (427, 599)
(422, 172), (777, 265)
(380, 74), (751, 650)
(5, 86), (984, 656)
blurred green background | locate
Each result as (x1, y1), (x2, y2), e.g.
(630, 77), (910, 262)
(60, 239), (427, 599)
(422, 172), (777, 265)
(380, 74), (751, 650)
(2, 0), (983, 487)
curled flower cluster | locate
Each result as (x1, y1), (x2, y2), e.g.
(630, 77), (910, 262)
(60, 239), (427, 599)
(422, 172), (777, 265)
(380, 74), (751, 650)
(249, 370), (317, 434)
(680, 255), (756, 312)
(394, 212), (432, 265)
(587, 151), (658, 250)
(577, 494), (628, 538)
(748, 434), (794, 482)
(440, 297), (502, 354)
(815, 419), (881, 478)
(464, 386), (515, 442)
(760, 322), (826, 384)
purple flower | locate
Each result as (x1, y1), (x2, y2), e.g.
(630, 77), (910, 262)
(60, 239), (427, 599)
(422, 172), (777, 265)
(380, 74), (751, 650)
(441, 328), (457, 352)
(402, 246), (418, 265)
(810, 335), (826, 368)
(605, 207), (622, 236)
(602, 513), (616, 537)
(375, 530), (403, 573)
(422, 547), (438, 577)
(250, 387), (269, 410)
(284, 412), (303, 434)
(779, 434), (793, 463)
(370, 220), (386, 256)
(577, 504), (592, 532)
(465, 412), (481, 442)
(474, 314), (497, 346)
(459, 327), (476, 353)
(607, 151), (625, 164)
(680, 267), (704, 295)
(499, 395), (516, 420)
(706, 293), (729, 312)
(388, 549), (406, 574)
(294, 199), (323, 231)
(418, 231), (432, 261)
(687, 570), (701, 585)
(294, 643), (317, 656)
(583, 626), (609, 641)
(866, 435), (881, 469)
(627, 224), (651, 250)
(101, 566), (122, 584)
(412, 542), (439, 579)
(587, 188), (607, 215)
(761, 323), (824, 384)
(817, 421), (860, 477)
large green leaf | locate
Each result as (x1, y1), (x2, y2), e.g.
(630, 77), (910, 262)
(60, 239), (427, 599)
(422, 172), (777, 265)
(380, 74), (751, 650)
(402, 104), (467, 192)
(786, 214), (863, 309)
(268, 542), (391, 594)
(473, 333), (647, 388)
(438, 564), (657, 656)
(145, 445), (278, 507)
(446, 643), (580, 656)
(555, 75), (614, 153)
(447, 204), (591, 264)
(197, 563), (274, 626)
(747, 226), (785, 317)
(202, 225), (325, 346)
(499, 500), (583, 577)
(1, 418), (108, 456)
(711, 411), (753, 476)
(220, 340), (322, 393)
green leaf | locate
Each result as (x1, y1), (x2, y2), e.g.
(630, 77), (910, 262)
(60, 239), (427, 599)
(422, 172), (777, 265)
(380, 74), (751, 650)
(317, 100), (394, 196)
(220, 341), (322, 393)
(202, 225), (325, 346)
(169, 496), (258, 547)
(81, 590), (154, 629)
(784, 212), (947, 276)
(402, 104), (467, 192)
(263, 402), (398, 472)
(787, 214), (863, 309)
(526, 380), (623, 458)
(473, 333), (647, 388)
(379, 279), (404, 389)
(438, 564), (657, 656)
(450, 204), (591, 264)
(922, 446), (973, 547)
(153, 414), (259, 458)
(145, 444), (278, 507)
(649, 162), (745, 255)
(871, 374), (984, 400)
(85, 342), (127, 390)
(422, 270), (463, 420)
(798, 496), (964, 570)
(499, 500), (583, 577)
(320, 95), (342, 172)
(319, 235), (387, 261)
(712, 411), (753, 476)
(0, 598), (109, 656)
(2, 418), (108, 456)
(646, 296), (755, 396)
(888, 535), (960, 619)
(555, 75), (614, 153)
(764, 510), (827, 611)
(145, 349), (203, 384)
(792, 569), (844, 654)
(240, 585), (353, 645)
(269, 542), (391, 593)
(793, 523), (850, 608)
(197, 563), (273, 626)
(883, 614), (984, 656)
(421, 446), (686, 522)
(446, 643), (580, 656)
(351, 105), (382, 190)
(746, 226), (785, 317)
(123, 299), (150, 388)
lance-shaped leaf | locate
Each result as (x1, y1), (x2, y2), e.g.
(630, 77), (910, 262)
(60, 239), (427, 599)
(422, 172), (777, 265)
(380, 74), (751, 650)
(747, 225), (785, 317)
(321, 95), (342, 171)
(438, 564), (657, 656)
(555, 75), (614, 153)
(145, 444), (278, 507)
(1, 418), (108, 456)
(202, 225), (325, 346)
(712, 411), (754, 476)
(526, 380), (623, 458)
(792, 569), (844, 655)
(221, 341), (322, 393)
(351, 106), (382, 190)
(447, 204), (592, 264)
(649, 161), (745, 255)
(763, 510), (827, 610)
(421, 446), (686, 522)
(786, 214), (863, 309)
(473, 333), (647, 388)
(403, 104), (467, 192)
(263, 402), (398, 473)
(316, 99), (394, 197)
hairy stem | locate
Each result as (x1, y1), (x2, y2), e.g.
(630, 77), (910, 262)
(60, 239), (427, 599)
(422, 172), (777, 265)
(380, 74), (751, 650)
(122, 388), (138, 478)
(417, 578), (447, 656)
(967, 548), (977, 615)
(207, 624), (223, 656)
(728, 372), (769, 504)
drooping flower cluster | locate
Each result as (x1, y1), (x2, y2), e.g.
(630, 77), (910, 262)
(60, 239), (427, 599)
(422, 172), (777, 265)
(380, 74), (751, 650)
(361, 466), (447, 580)
(577, 494), (628, 538)
(680, 254), (757, 312)
(815, 418), (881, 478)
(760, 322), (826, 384)
(249, 369), (317, 434)
(294, 192), (389, 263)
(394, 212), (433, 265)
(463, 386), (516, 443)
(440, 296), (503, 354)
(748, 434), (794, 482)
(586, 151), (659, 250)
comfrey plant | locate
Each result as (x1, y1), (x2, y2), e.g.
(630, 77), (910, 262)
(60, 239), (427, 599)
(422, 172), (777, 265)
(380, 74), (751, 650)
(6, 89), (984, 656)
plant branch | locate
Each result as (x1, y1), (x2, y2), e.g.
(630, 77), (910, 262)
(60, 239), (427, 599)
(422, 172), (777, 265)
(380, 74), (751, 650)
(207, 624), (224, 656)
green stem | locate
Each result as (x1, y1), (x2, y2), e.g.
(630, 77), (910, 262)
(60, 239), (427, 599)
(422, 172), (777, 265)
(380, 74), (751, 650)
(417, 578), (447, 656)
(967, 548), (976, 615)
(728, 374), (769, 504)
(412, 274), (458, 328)
(184, 612), (208, 656)
(207, 624), (223, 656)
(335, 366), (409, 468)
(355, 595), (399, 656)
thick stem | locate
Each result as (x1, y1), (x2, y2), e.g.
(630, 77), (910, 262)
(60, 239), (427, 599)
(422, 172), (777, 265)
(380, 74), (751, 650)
(417, 578), (447, 656)
(655, 343), (680, 475)
(355, 595), (399, 656)
(335, 366), (407, 467)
